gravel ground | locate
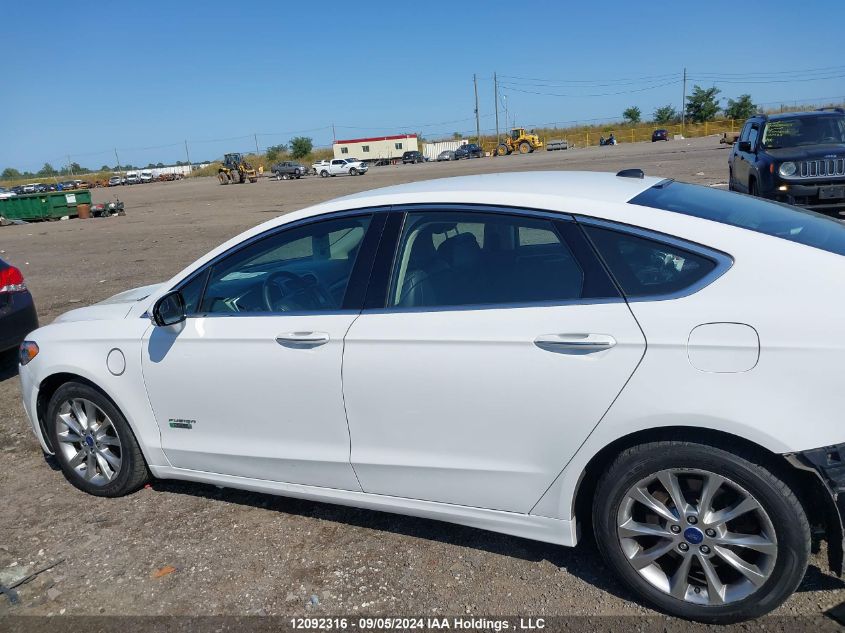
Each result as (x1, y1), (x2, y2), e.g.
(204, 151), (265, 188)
(1, 137), (843, 625)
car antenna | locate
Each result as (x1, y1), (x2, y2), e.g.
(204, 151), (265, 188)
(616, 168), (644, 179)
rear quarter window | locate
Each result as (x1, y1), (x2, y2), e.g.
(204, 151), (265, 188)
(583, 225), (718, 298)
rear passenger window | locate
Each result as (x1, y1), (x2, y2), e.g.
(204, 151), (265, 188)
(583, 225), (717, 298)
(388, 211), (617, 308)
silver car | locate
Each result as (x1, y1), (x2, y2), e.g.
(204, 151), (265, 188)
(437, 150), (456, 161)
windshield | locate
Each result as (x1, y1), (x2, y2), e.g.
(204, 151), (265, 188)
(761, 115), (845, 148)
(630, 180), (845, 256)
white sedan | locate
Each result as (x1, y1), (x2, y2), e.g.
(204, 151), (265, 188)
(18, 171), (845, 622)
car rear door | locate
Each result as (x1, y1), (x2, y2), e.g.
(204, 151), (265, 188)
(342, 207), (646, 513)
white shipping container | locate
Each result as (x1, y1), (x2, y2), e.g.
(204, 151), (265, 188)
(423, 140), (468, 160)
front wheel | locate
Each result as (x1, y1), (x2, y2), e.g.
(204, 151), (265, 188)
(47, 382), (149, 497)
(349, 167), (358, 176)
(593, 440), (809, 623)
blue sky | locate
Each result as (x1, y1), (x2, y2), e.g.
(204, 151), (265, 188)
(2, 1), (844, 172)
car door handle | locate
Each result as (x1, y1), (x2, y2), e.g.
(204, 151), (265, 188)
(275, 332), (330, 347)
(534, 333), (616, 354)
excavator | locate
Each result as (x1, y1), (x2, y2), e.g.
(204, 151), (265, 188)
(218, 153), (258, 184)
(493, 128), (544, 156)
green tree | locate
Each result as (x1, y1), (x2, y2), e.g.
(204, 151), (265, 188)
(100, 164), (112, 172)
(622, 106), (641, 124)
(452, 132), (463, 139)
(38, 162), (57, 176)
(724, 94), (757, 120)
(653, 104), (678, 124)
(155, 162), (165, 168)
(265, 144), (288, 162)
(288, 137), (313, 159)
(685, 85), (722, 123)
(2, 167), (22, 179)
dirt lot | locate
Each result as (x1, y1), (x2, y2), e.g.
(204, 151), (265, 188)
(1, 137), (843, 622)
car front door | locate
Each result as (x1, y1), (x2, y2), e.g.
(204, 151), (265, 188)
(330, 159), (346, 175)
(342, 208), (646, 512)
(141, 212), (382, 489)
(733, 122), (760, 193)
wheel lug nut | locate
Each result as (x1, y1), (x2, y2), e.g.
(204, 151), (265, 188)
(671, 525), (681, 534)
(687, 516), (698, 525)
(705, 528), (716, 537)
(700, 545), (711, 554)
(678, 543), (689, 552)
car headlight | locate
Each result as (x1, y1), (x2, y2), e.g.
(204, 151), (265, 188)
(19, 340), (39, 365)
(779, 161), (797, 177)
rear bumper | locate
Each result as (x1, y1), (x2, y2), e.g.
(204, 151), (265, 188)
(787, 442), (845, 575)
(0, 292), (38, 352)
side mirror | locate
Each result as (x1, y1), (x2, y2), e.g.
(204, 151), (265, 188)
(152, 290), (186, 327)
(738, 141), (752, 152)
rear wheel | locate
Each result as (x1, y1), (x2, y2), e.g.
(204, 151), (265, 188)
(496, 144), (509, 156)
(47, 382), (149, 497)
(320, 170), (329, 178)
(749, 178), (759, 197)
(593, 441), (809, 623)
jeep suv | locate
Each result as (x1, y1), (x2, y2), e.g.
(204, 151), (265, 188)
(728, 108), (845, 213)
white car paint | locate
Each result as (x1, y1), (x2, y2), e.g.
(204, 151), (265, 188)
(17, 171), (845, 550)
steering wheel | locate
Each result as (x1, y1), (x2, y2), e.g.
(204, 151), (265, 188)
(261, 270), (334, 312)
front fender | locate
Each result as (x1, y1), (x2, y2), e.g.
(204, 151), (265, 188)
(20, 320), (169, 468)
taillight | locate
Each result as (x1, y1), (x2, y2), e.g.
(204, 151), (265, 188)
(0, 266), (26, 293)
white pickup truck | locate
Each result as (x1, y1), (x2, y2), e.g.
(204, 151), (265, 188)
(314, 158), (368, 177)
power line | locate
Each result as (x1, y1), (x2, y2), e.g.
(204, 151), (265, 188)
(499, 79), (681, 98)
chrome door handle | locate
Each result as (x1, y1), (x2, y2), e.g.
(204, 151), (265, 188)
(534, 333), (616, 354)
(275, 332), (330, 347)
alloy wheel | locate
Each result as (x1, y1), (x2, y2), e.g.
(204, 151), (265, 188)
(616, 468), (777, 606)
(55, 398), (123, 486)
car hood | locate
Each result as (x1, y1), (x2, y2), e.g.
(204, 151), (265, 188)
(765, 144), (845, 160)
(53, 283), (161, 323)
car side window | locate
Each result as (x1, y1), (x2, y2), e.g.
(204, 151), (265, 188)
(387, 210), (616, 309)
(747, 125), (759, 150)
(194, 215), (372, 314)
(739, 122), (752, 142)
(583, 225), (717, 298)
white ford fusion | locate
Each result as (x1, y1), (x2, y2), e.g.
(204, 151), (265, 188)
(18, 171), (845, 622)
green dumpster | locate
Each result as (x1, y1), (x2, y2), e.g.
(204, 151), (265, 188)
(0, 190), (92, 221)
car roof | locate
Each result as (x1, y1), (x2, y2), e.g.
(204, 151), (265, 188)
(754, 110), (844, 122)
(329, 171), (661, 208)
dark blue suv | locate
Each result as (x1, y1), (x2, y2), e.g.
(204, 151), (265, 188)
(728, 108), (845, 214)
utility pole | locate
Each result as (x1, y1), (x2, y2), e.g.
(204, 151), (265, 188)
(503, 95), (509, 133)
(184, 140), (191, 167)
(67, 155), (74, 176)
(473, 74), (481, 143)
(494, 72), (499, 140)
(681, 67), (687, 132)
(254, 133), (260, 155)
(332, 123), (336, 144)
(114, 148), (122, 175)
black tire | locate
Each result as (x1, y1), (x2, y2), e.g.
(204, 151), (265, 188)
(349, 167), (358, 176)
(218, 172), (229, 185)
(749, 178), (759, 197)
(282, 173), (290, 180)
(294, 168), (301, 178)
(320, 170), (329, 178)
(728, 169), (735, 191)
(47, 381), (149, 497)
(592, 440), (810, 623)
